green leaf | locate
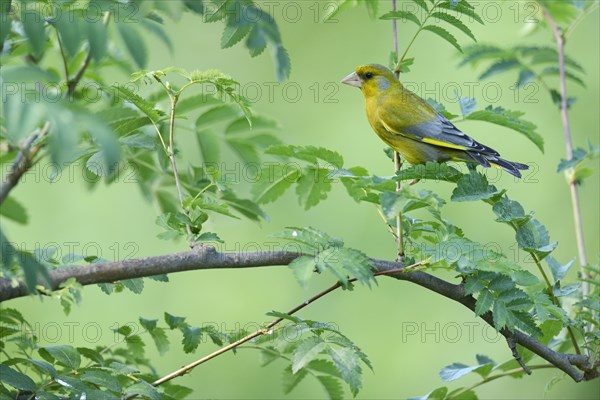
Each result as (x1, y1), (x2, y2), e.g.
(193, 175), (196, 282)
(266, 145), (344, 168)
(546, 256), (575, 282)
(163, 383), (194, 400)
(438, 1), (484, 24)
(39, 345), (81, 369)
(0, 196), (28, 224)
(479, 59), (521, 80)
(422, 25), (462, 52)
(117, 23), (148, 68)
(458, 96), (477, 118)
(86, 19), (108, 63)
(20, 7), (46, 59)
(141, 18), (173, 52)
(475, 289), (494, 316)
(439, 363), (481, 382)
(379, 11), (421, 26)
(252, 164), (301, 204)
(0, 364), (37, 391)
(396, 162), (463, 183)
(23, 358), (58, 378)
(221, 23), (252, 49)
(557, 148), (586, 172)
(409, 0), (429, 11)
(121, 278), (144, 294)
(164, 312), (187, 330)
(317, 247), (375, 289)
(466, 106), (543, 152)
(182, 326), (202, 353)
(316, 375), (344, 400)
(288, 256), (317, 288)
(293, 336), (327, 373)
(17, 251), (52, 292)
(111, 85), (162, 122)
(272, 226), (340, 251)
(515, 219), (556, 259)
(296, 167), (333, 210)
(81, 370), (122, 392)
(492, 197), (529, 226)
(451, 172), (499, 202)
(380, 191), (403, 220)
(327, 346), (362, 396)
(124, 381), (161, 400)
(54, 13), (81, 57)
(430, 12), (476, 41)
(196, 105), (238, 127)
(282, 365), (308, 394)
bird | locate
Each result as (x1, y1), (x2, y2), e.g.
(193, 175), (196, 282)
(341, 64), (529, 178)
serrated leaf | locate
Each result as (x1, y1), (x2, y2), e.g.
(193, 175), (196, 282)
(430, 12), (476, 41)
(164, 312), (187, 329)
(458, 96), (477, 118)
(296, 167), (333, 210)
(124, 381), (161, 400)
(0, 364), (37, 391)
(282, 365), (308, 394)
(327, 346), (362, 396)
(81, 370), (122, 392)
(182, 326), (202, 353)
(121, 278), (144, 294)
(379, 11), (421, 26)
(516, 219), (556, 259)
(396, 162), (463, 183)
(221, 23), (252, 48)
(466, 106), (543, 152)
(252, 164), (301, 204)
(546, 256), (575, 282)
(438, 1), (483, 24)
(439, 363), (481, 382)
(117, 23), (148, 68)
(266, 145), (344, 168)
(288, 256), (317, 288)
(475, 289), (494, 316)
(316, 375), (344, 400)
(39, 345), (81, 369)
(422, 25), (462, 52)
(292, 336), (327, 373)
(479, 59), (521, 80)
(451, 172), (499, 202)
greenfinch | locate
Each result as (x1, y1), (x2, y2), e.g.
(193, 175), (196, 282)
(341, 64), (528, 178)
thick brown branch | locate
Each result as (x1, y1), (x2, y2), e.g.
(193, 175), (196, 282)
(0, 249), (594, 382)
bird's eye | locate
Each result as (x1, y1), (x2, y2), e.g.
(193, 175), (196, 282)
(364, 72), (373, 79)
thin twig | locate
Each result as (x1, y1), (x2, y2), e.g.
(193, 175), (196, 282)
(0, 122), (50, 204)
(541, 5), (591, 327)
(67, 11), (111, 97)
(151, 260), (425, 388)
(391, 0), (405, 262)
(450, 364), (555, 398)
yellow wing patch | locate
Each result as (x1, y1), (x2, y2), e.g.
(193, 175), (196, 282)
(422, 137), (469, 151)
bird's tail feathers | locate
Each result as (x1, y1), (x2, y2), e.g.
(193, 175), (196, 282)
(467, 151), (529, 178)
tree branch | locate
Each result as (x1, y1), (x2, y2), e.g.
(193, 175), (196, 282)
(0, 249), (595, 382)
(0, 122), (50, 205)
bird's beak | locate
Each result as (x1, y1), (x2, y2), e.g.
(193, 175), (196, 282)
(341, 71), (362, 88)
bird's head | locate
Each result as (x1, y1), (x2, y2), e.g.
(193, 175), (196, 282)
(341, 64), (398, 98)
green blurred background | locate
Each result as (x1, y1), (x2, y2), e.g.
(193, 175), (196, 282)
(4, 1), (599, 398)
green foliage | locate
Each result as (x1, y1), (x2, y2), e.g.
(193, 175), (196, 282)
(255, 316), (372, 398)
(1, 0), (598, 399)
(273, 227), (375, 289)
